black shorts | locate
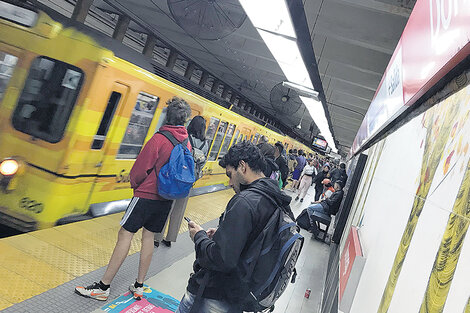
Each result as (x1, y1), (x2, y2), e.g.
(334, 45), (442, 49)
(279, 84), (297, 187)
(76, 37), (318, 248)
(120, 197), (173, 233)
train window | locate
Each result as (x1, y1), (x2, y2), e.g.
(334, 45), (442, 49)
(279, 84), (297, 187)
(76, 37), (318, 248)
(218, 124), (236, 159)
(0, 51), (18, 102)
(230, 129), (240, 148)
(205, 117), (220, 148)
(116, 92), (159, 159)
(91, 92), (121, 150)
(237, 133), (244, 143)
(208, 121), (228, 161)
(12, 57), (84, 143)
(253, 133), (259, 144)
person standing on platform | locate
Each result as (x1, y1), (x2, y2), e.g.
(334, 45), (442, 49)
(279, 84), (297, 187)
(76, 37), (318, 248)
(176, 141), (294, 313)
(329, 163), (348, 187)
(291, 150), (306, 190)
(75, 97), (192, 301)
(154, 116), (208, 248)
(295, 158), (316, 202)
(274, 142), (289, 189)
(312, 164), (330, 201)
(287, 149), (297, 174)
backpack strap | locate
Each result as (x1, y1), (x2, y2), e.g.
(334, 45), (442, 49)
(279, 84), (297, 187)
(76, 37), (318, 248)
(188, 271), (210, 313)
(199, 139), (206, 150)
(249, 189), (296, 222)
(158, 130), (189, 148)
(189, 135), (205, 151)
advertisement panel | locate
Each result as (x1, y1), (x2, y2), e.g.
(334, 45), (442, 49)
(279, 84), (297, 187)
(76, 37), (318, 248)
(351, 0), (470, 155)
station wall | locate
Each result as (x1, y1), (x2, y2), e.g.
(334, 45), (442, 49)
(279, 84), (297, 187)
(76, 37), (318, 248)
(345, 80), (470, 313)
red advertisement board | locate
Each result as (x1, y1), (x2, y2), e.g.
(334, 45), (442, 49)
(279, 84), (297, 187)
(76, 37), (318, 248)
(339, 226), (362, 301)
(351, 0), (470, 155)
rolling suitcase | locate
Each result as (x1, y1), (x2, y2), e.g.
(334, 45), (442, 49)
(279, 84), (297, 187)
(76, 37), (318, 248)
(296, 209), (311, 230)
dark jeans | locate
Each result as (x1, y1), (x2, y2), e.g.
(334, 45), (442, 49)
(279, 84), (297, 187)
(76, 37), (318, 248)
(176, 291), (242, 313)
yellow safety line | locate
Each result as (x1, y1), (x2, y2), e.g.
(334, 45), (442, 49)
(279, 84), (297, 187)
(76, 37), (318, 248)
(0, 189), (233, 306)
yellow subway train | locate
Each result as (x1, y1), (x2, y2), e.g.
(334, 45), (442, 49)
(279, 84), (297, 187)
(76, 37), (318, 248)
(0, 1), (313, 231)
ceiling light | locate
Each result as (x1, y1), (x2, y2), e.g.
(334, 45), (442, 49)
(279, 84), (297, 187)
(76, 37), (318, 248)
(257, 30), (312, 88)
(300, 96), (337, 151)
(239, 0), (296, 38)
(282, 81), (319, 99)
(240, 0), (337, 152)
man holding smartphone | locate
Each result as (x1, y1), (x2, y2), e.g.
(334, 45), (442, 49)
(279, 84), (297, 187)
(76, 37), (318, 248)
(176, 141), (293, 313)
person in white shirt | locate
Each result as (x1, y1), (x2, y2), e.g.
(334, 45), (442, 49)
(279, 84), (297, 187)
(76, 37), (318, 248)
(295, 159), (317, 202)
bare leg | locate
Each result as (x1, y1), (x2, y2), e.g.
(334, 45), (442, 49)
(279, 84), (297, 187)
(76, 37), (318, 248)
(101, 227), (134, 285)
(137, 227), (155, 283)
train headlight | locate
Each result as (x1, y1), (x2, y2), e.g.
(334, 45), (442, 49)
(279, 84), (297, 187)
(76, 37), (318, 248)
(0, 159), (19, 176)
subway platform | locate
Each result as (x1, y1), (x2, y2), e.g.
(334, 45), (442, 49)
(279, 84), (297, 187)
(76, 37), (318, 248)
(0, 186), (329, 313)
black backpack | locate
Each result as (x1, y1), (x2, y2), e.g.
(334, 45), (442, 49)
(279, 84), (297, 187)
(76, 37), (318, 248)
(237, 189), (304, 312)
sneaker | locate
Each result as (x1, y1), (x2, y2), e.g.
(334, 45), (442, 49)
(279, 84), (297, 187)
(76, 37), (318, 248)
(162, 239), (172, 247)
(130, 283), (144, 300)
(295, 196), (299, 201)
(300, 198), (304, 202)
(154, 240), (160, 247)
(75, 282), (109, 301)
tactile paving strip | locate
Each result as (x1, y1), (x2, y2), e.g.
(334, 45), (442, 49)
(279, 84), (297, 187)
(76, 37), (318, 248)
(0, 296), (12, 311)
(0, 189), (234, 311)
(6, 234), (97, 277)
(1, 219), (219, 313)
(0, 242), (73, 290)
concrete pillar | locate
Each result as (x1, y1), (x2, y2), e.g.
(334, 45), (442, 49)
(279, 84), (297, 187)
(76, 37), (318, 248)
(184, 62), (196, 79)
(143, 35), (157, 58)
(112, 14), (131, 42)
(199, 71), (209, 87)
(165, 49), (178, 69)
(71, 0), (93, 23)
(221, 87), (230, 99)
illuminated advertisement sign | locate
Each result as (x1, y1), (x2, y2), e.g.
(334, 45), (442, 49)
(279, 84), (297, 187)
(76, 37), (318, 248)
(351, 0), (470, 156)
(312, 137), (327, 150)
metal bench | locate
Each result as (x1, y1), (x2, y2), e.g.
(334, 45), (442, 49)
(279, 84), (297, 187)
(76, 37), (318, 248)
(311, 211), (332, 242)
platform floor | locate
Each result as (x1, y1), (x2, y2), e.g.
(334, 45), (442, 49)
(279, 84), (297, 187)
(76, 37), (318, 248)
(0, 185), (330, 313)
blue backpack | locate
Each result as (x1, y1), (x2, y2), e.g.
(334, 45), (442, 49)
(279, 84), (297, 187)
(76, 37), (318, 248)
(157, 130), (195, 200)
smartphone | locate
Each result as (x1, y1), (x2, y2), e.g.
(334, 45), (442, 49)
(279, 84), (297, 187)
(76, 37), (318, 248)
(184, 216), (191, 223)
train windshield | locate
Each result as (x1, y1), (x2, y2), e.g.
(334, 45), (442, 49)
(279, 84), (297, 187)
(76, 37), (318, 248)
(12, 56), (84, 143)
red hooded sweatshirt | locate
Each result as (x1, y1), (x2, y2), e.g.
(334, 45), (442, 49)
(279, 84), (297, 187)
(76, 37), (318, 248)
(130, 125), (191, 200)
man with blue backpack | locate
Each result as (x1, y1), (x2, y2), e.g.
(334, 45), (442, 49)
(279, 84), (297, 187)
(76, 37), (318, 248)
(75, 97), (194, 302)
(176, 141), (303, 313)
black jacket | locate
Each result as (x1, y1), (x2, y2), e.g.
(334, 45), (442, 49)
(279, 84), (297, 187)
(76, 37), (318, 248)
(330, 168), (348, 185)
(263, 157), (280, 178)
(313, 170), (328, 190)
(275, 155), (289, 186)
(187, 178), (293, 302)
(320, 189), (344, 215)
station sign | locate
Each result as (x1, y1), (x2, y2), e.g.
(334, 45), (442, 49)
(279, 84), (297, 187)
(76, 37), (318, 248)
(351, 0), (470, 155)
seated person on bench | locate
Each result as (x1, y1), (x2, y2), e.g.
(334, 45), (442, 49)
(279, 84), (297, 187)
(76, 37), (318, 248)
(307, 181), (344, 233)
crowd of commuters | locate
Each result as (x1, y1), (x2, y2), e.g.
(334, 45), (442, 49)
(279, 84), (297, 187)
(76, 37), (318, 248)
(74, 95), (348, 312)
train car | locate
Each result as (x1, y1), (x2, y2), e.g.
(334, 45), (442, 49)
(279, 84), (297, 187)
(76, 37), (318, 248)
(0, 0), (313, 232)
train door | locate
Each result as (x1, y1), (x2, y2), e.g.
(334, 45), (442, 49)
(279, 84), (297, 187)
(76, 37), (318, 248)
(84, 82), (132, 210)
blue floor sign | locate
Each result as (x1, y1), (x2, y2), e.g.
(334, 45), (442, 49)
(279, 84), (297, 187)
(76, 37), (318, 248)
(102, 286), (180, 313)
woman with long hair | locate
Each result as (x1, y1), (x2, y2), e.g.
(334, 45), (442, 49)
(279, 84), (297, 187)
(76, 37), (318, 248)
(154, 116), (208, 247)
